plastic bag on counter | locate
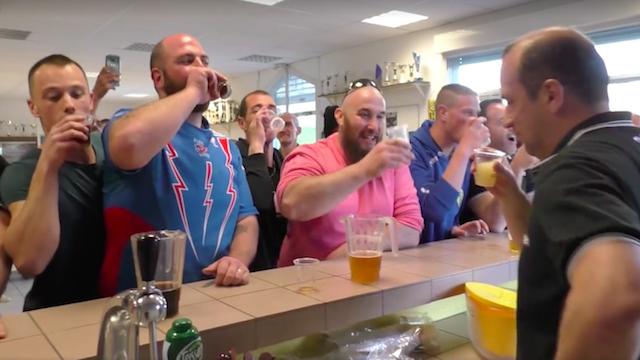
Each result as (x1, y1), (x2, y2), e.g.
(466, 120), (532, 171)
(327, 314), (439, 359)
(245, 314), (440, 359)
(339, 326), (421, 359)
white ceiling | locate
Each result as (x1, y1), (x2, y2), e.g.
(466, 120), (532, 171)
(0, 0), (535, 100)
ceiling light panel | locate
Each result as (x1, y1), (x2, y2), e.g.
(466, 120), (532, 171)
(240, 0), (285, 6)
(362, 10), (429, 28)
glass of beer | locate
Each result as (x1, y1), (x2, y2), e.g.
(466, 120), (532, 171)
(474, 147), (506, 187)
(131, 230), (186, 318)
(344, 215), (385, 284)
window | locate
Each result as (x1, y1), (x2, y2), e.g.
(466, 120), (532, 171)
(447, 26), (640, 114)
(593, 27), (640, 114)
(274, 74), (317, 145)
(448, 52), (502, 98)
(448, 53), (502, 97)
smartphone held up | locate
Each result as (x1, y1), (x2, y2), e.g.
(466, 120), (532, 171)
(105, 54), (120, 88)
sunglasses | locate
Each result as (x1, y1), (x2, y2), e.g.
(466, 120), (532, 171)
(347, 78), (381, 94)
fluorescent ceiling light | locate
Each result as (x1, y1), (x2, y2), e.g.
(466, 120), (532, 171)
(124, 93), (149, 98)
(240, 0), (284, 6)
(86, 72), (99, 78)
(362, 10), (428, 28)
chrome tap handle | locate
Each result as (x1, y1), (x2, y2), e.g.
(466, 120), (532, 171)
(97, 304), (139, 360)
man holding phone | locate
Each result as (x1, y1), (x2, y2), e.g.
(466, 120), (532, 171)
(99, 33), (258, 295)
(0, 54), (105, 310)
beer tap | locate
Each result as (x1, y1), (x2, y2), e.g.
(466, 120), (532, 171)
(97, 234), (167, 360)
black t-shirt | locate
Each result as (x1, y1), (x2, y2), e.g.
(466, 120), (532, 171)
(518, 112), (640, 359)
(235, 138), (287, 271)
(0, 138), (105, 311)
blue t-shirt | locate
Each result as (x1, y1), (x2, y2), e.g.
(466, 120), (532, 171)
(99, 114), (257, 295)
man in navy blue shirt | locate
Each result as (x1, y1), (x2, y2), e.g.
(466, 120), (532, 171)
(410, 84), (505, 243)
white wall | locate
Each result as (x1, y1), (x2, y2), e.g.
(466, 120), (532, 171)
(229, 0), (640, 132)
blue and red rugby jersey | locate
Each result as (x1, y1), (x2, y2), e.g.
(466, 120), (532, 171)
(99, 112), (257, 296)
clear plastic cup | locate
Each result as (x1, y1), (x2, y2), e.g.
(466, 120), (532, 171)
(474, 147), (506, 187)
(293, 257), (319, 294)
(257, 109), (285, 132)
(270, 116), (285, 132)
(387, 124), (409, 142)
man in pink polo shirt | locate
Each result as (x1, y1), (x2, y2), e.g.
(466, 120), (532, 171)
(276, 79), (423, 266)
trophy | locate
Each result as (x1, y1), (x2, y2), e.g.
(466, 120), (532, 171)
(391, 62), (398, 84)
(412, 51), (422, 80)
(384, 62), (391, 86)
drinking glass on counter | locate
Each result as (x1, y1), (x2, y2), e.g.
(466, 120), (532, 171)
(344, 215), (386, 284)
(131, 230), (186, 318)
(293, 257), (320, 294)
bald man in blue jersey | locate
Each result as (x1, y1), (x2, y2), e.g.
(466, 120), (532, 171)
(99, 34), (259, 295)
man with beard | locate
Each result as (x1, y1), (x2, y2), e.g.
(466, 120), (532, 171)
(276, 79), (423, 266)
(409, 84), (506, 243)
(234, 90), (287, 270)
(99, 34), (258, 295)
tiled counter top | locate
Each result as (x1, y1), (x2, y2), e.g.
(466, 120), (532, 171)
(0, 234), (517, 359)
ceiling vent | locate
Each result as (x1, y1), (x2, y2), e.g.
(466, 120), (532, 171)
(124, 42), (155, 52)
(237, 54), (282, 63)
(0, 28), (30, 40)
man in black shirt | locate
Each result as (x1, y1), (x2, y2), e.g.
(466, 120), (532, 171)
(492, 27), (640, 359)
(0, 55), (105, 310)
(234, 90), (287, 270)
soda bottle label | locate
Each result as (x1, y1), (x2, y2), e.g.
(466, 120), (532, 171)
(174, 338), (203, 360)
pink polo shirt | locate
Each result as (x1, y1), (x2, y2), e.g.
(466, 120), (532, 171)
(276, 133), (423, 267)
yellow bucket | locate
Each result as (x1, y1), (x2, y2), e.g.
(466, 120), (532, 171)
(465, 282), (517, 359)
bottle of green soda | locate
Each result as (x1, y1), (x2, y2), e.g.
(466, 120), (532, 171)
(162, 318), (203, 360)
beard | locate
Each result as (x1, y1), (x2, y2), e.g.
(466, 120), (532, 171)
(341, 116), (380, 164)
(163, 71), (210, 114)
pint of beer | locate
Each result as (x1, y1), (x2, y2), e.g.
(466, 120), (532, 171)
(344, 215), (386, 284)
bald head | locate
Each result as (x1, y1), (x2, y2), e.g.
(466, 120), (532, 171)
(504, 27), (608, 105)
(341, 86), (385, 112)
(150, 33), (204, 70)
(337, 86), (386, 163)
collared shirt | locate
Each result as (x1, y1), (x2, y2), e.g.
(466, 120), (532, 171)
(518, 111), (640, 359)
(275, 133), (423, 266)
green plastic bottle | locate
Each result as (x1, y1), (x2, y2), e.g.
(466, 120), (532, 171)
(162, 318), (203, 360)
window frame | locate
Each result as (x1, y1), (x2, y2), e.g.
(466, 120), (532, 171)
(447, 25), (640, 102)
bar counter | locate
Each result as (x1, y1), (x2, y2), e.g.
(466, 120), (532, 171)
(0, 233), (517, 359)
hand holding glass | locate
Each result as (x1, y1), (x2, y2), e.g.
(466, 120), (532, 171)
(474, 148), (506, 187)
